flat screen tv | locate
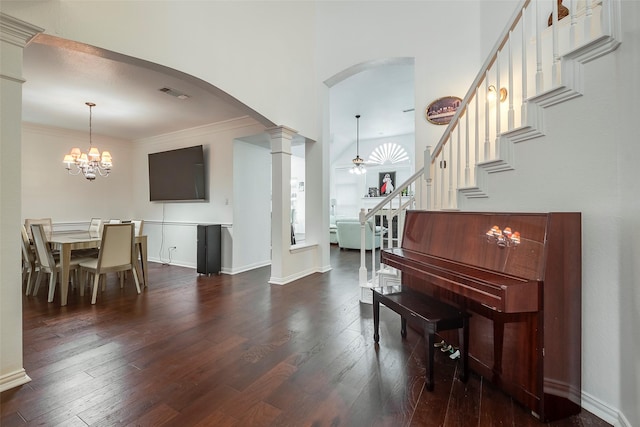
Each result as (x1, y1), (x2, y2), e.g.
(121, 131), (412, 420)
(148, 145), (206, 202)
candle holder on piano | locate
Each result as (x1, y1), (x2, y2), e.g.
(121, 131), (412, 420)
(486, 225), (520, 248)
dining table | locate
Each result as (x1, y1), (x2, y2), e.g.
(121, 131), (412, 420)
(48, 230), (148, 306)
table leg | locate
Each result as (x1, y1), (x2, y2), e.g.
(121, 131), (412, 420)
(60, 243), (71, 306)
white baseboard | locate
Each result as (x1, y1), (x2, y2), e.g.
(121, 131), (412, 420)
(0, 369), (31, 393)
(582, 390), (632, 427)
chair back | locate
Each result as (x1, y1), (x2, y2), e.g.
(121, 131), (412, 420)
(89, 218), (102, 234)
(30, 224), (56, 272)
(25, 218), (52, 242)
(21, 225), (36, 266)
(132, 220), (144, 236)
(97, 223), (135, 270)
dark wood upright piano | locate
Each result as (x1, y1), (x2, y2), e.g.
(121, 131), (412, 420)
(381, 210), (581, 422)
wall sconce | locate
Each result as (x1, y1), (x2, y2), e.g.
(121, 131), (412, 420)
(488, 85), (508, 103)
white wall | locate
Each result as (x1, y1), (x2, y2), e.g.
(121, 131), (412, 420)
(22, 123), (134, 223)
(1, 0), (318, 140)
(331, 133), (414, 218)
(131, 117), (266, 272)
(456, 2), (640, 424)
(232, 139), (271, 273)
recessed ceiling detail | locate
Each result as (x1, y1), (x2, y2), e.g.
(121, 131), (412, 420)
(159, 87), (190, 100)
(368, 143), (409, 165)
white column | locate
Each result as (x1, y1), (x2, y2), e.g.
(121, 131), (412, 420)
(267, 126), (297, 285)
(0, 12), (43, 392)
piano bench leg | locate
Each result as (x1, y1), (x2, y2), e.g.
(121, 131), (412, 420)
(373, 296), (380, 343)
(425, 323), (436, 391)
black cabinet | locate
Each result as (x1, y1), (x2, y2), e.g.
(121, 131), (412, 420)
(197, 224), (221, 275)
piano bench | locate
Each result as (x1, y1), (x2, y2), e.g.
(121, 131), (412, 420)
(372, 288), (469, 391)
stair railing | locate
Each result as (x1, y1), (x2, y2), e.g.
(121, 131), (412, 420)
(428, 0), (620, 210)
(356, 160), (429, 302)
(356, 0), (620, 303)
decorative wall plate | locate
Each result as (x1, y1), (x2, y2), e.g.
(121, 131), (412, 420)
(425, 96), (462, 125)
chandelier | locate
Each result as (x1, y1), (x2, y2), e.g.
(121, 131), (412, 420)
(349, 114), (366, 175)
(63, 102), (112, 181)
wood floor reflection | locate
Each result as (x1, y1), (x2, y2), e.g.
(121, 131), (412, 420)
(2, 246), (610, 426)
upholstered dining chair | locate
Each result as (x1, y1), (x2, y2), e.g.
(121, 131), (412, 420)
(88, 218), (102, 234)
(24, 218), (52, 243)
(21, 225), (38, 296)
(30, 224), (93, 302)
(79, 223), (141, 305)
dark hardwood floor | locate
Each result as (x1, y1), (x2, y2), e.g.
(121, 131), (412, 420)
(2, 246), (610, 426)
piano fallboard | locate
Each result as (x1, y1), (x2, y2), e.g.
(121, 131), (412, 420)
(381, 247), (540, 313)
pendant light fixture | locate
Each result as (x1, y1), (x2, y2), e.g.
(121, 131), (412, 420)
(63, 102), (112, 181)
(349, 114), (366, 175)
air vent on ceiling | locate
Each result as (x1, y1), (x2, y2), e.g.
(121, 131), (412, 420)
(159, 87), (190, 100)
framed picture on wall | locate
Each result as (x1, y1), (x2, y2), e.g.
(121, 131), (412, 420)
(379, 171), (396, 196)
(425, 96), (462, 125)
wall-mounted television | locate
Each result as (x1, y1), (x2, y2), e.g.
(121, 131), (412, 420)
(148, 145), (206, 202)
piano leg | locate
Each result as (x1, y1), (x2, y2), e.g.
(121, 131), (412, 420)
(401, 317), (407, 338)
(424, 322), (437, 391)
(459, 315), (469, 383)
(493, 317), (505, 382)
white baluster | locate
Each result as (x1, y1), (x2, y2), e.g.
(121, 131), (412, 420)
(358, 208), (367, 296)
(456, 124), (462, 190)
(484, 74), (491, 159)
(425, 146), (432, 211)
(474, 88), (480, 165)
(448, 133), (454, 209)
(521, 3), (528, 121)
(552, 0), (561, 86)
(570, 0), (577, 47)
(585, 0), (593, 42)
(465, 108), (470, 186)
(600, 0), (610, 37)
(535, 0), (544, 93)
(495, 52), (501, 158)
(508, 32), (515, 129)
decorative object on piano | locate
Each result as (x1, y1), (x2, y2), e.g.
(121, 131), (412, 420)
(548, 0), (569, 26)
(486, 225), (521, 248)
(63, 102), (113, 181)
(349, 114), (366, 175)
(425, 96), (462, 125)
(379, 171), (395, 195)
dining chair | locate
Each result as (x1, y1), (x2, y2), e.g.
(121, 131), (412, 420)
(131, 220), (145, 285)
(79, 223), (141, 305)
(30, 224), (93, 302)
(21, 225), (38, 296)
(24, 218), (53, 243)
(88, 218), (102, 234)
